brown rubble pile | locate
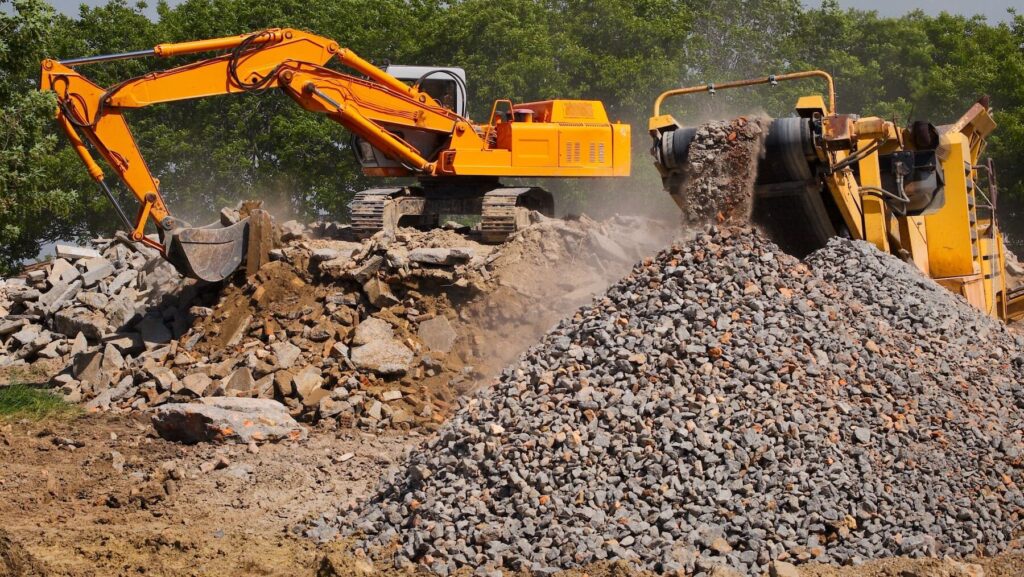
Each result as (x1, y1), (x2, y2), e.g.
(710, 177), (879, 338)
(8, 214), (672, 433)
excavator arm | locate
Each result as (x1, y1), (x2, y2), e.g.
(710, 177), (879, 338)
(40, 29), (475, 281)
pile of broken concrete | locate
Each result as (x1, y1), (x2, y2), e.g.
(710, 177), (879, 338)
(2, 215), (671, 436)
(0, 235), (193, 398)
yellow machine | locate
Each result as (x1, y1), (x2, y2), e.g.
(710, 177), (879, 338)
(650, 71), (1024, 322)
(41, 28), (630, 281)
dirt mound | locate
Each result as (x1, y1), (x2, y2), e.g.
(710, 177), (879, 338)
(32, 214), (673, 431)
(0, 529), (44, 577)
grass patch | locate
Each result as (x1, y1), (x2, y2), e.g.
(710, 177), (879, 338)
(0, 384), (81, 421)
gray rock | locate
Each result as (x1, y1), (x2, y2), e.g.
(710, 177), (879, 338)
(418, 316), (457, 354)
(151, 398), (307, 444)
(47, 258), (80, 285)
(149, 366), (178, 391)
(55, 244), (101, 260)
(408, 247), (473, 265)
(351, 317), (394, 346)
(271, 341), (302, 369)
(53, 306), (108, 340)
(80, 257), (114, 287)
(351, 339), (414, 376)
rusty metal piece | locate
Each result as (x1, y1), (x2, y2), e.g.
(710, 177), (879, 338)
(245, 209), (273, 277)
(167, 218), (250, 282)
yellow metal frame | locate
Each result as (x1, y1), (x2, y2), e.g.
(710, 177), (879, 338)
(650, 70), (1018, 321)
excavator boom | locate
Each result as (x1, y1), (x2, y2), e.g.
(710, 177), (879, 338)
(42, 28), (629, 281)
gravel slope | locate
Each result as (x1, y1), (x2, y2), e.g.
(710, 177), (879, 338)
(329, 227), (1024, 577)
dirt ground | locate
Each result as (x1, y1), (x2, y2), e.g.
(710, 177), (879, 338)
(2, 413), (1023, 577)
(0, 412), (417, 577)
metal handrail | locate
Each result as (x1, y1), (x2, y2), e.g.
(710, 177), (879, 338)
(653, 70), (836, 117)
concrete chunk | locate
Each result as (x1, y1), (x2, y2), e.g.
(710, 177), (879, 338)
(351, 339), (413, 376)
(55, 244), (101, 260)
(80, 257), (115, 287)
(352, 317), (393, 346)
(151, 398), (307, 444)
(408, 247), (474, 265)
(54, 307), (108, 340)
(271, 341), (301, 369)
(47, 258), (79, 285)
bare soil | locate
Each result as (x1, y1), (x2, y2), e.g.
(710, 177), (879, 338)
(0, 413), (417, 577)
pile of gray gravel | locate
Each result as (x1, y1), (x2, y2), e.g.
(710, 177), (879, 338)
(326, 227), (1024, 576)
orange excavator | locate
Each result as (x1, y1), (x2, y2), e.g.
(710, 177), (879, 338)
(41, 28), (630, 281)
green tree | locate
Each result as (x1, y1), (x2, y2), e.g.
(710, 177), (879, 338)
(0, 0), (89, 273)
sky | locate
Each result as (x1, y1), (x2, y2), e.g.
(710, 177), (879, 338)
(38, 0), (1021, 23)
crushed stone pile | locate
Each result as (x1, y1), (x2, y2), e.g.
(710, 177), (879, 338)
(668, 117), (767, 225)
(330, 227), (1024, 576)
(8, 214), (670, 431)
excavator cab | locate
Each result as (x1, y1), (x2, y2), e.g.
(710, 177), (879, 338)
(352, 66), (467, 175)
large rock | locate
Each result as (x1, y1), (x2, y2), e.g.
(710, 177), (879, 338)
(271, 341), (301, 369)
(408, 247), (473, 265)
(38, 280), (83, 313)
(47, 258), (79, 285)
(55, 244), (101, 260)
(80, 256), (114, 287)
(151, 398), (307, 444)
(351, 339), (413, 376)
(351, 317), (393, 346)
(53, 307), (108, 340)
(363, 277), (398, 308)
(417, 315), (457, 353)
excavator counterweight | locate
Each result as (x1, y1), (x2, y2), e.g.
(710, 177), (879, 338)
(42, 28), (629, 281)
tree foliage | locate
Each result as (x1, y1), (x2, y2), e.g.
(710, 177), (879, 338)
(1, 0), (1023, 270)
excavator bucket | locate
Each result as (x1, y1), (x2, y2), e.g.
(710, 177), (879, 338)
(166, 219), (252, 282)
(165, 208), (274, 282)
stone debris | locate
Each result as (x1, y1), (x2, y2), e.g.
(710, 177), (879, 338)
(669, 117), (767, 225)
(327, 227), (1024, 576)
(151, 397), (307, 444)
(0, 235), (188, 378)
(3, 213), (670, 436)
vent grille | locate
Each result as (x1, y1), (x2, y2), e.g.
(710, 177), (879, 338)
(565, 141), (582, 163)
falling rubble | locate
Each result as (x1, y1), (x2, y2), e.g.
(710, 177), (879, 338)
(666, 117), (768, 225)
(0, 214), (673, 432)
(331, 227), (1024, 577)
